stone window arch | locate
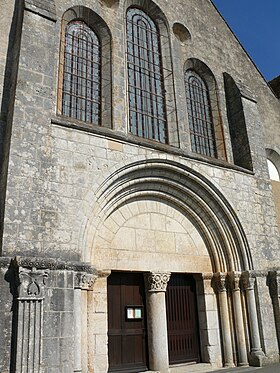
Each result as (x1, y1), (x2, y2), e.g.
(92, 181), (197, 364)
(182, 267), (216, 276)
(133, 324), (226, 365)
(57, 6), (112, 128)
(125, 0), (177, 145)
(184, 59), (226, 160)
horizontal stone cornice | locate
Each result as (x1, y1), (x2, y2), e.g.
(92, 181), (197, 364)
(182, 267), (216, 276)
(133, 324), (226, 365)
(0, 256), (97, 274)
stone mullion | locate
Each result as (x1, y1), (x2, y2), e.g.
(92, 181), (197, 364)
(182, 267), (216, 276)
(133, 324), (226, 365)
(242, 272), (264, 365)
(230, 272), (248, 366)
(213, 272), (235, 367)
(145, 272), (171, 373)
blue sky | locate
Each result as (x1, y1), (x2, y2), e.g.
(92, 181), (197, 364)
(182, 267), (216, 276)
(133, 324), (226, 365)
(212, 0), (280, 81)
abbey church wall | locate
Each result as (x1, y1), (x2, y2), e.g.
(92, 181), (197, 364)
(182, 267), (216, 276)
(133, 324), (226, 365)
(0, 1), (279, 372)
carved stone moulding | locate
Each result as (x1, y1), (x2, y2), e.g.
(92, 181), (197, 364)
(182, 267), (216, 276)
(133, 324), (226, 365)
(1, 256), (98, 296)
(0, 256), (97, 274)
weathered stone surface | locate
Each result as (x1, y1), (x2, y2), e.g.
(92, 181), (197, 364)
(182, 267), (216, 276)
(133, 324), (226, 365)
(0, 0), (279, 371)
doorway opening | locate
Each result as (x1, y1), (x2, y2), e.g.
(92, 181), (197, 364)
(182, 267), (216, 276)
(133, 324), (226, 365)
(166, 274), (200, 365)
(108, 272), (149, 372)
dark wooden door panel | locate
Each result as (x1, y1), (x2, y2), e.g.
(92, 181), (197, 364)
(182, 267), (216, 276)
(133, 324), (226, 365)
(166, 274), (200, 365)
(108, 272), (148, 372)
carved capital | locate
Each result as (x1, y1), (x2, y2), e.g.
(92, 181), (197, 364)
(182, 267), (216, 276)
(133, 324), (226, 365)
(75, 272), (97, 290)
(201, 272), (214, 281)
(228, 271), (242, 292)
(18, 267), (49, 300)
(145, 272), (171, 292)
(242, 271), (256, 291)
(213, 272), (228, 293)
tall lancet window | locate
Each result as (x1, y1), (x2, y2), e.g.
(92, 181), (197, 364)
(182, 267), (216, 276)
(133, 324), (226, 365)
(127, 8), (167, 143)
(185, 70), (217, 157)
(62, 21), (101, 124)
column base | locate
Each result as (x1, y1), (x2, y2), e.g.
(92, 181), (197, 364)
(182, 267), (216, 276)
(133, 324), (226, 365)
(224, 363), (235, 368)
(249, 349), (265, 367)
(238, 363), (249, 367)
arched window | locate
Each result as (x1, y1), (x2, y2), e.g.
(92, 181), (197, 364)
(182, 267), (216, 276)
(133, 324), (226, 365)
(185, 70), (217, 157)
(61, 21), (101, 124)
(126, 8), (167, 143)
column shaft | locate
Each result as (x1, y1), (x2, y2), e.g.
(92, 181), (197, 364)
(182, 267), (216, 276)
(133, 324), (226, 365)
(231, 277), (248, 366)
(214, 273), (234, 368)
(243, 273), (264, 366)
(145, 272), (170, 373)
(218, 290), (235, 367)
(147, 291), (169, 371)
(247, 286), (262, 352)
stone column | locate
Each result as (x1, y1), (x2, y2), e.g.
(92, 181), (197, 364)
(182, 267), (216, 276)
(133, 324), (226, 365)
(16, 267), (49, 373)
(230, 272), (248, 366)
(74, 272), (96, 373)
(213, 272), (235, 367)
(145, 272), (171, 373)
(242, 272), (264, 366)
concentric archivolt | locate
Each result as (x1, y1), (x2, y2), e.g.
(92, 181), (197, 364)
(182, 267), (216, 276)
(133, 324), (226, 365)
(81, 159), (253, 272)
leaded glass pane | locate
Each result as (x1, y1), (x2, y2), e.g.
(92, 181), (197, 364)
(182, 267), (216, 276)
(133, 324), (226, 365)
(62, 21), (101, 124)
(127, 8), (167, 143)
(185, 70), (217, 157)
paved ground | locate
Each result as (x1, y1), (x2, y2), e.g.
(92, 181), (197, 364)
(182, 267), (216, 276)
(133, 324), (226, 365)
(165, 362), (280, 373)
(147, 363), (280, 373)
(208, 363), (280, 373)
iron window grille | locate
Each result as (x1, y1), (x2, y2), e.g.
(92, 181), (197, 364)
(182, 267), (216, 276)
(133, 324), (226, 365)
(62, 21), (101, 124)
(126, 8), (168, 144)
(185, 70), (217, 157)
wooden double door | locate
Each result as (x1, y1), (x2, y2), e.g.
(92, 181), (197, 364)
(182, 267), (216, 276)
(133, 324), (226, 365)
(108, 272), (148, 372)
(107, 272), (200, 372)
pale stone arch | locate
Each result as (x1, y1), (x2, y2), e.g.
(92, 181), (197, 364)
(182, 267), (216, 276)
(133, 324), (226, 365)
(81, 159), (252, 272)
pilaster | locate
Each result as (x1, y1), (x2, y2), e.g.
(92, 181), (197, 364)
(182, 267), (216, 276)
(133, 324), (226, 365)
(16, 267), (49, 373)
(74, 272), (97, 373)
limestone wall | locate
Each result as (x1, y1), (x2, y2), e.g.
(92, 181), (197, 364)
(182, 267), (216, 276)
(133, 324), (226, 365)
(0, 0), (279, 371)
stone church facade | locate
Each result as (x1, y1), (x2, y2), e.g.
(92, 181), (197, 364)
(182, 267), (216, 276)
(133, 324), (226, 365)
(0, 0), (280, 372)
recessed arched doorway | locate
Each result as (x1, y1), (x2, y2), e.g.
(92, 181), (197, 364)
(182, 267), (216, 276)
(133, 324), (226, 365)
(82, 159), (258, 372)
